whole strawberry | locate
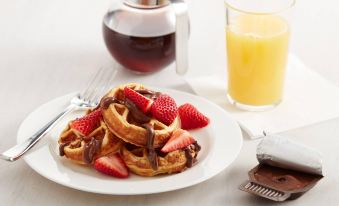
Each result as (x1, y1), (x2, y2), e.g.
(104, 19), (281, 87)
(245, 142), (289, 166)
(151, 94), (178, 125)
(70, 109), (102, 136)
(178, 103), (209, 130)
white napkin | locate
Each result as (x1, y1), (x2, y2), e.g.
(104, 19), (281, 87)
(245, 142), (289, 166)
(186, 54), (339, 139)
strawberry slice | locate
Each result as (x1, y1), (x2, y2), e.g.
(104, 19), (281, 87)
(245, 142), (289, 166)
(161, 129), (196, 153)
(124, 87), (153, 113)
(94, 153), (129, 178)
(151, 94), (178, 125)
(70, 109), (102, 136)
(178, 103), (209, 130)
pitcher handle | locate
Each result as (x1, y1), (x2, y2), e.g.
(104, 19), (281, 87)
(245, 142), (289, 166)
(172, 0), (189, 75)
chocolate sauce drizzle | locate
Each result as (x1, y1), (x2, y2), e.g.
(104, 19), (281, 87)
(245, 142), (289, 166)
(100, 97), (124, 110)
(59, 136), (103, 164)
(83, 137), (102, 164)
(125, 99), (151, 124)
(59, 142), (70, 156)
(142, 123), (158, 170)
(100, 94), (152, 124)
(135, 89), (161, 101)
(99, 89), (160, 125)
(184, 142), (201, 168)
(99, 89), (160, 112)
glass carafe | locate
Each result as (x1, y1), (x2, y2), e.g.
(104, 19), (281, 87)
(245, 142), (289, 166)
(103, 0), (189, 74)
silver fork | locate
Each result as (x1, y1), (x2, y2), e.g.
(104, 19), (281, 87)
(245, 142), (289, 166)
(0, 67), (117, 162)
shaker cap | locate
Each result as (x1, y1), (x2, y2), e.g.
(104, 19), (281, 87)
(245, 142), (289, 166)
(124, 0), (170, 8)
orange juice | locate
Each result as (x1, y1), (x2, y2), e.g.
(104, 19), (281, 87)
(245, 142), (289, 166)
(226, 14), (289, 106)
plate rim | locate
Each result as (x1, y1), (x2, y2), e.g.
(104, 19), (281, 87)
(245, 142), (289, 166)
(17, 88), (243, 195)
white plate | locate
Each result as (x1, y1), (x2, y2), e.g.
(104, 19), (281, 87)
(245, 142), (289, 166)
(17, 88), (243, 195)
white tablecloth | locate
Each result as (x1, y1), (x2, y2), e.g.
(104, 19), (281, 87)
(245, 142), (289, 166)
(1, 0), (339, 205)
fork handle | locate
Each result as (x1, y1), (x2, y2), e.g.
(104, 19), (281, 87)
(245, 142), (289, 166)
(0, 104), (76, 162)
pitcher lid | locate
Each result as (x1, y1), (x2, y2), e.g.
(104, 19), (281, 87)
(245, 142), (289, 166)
(124, 0), (170, 9)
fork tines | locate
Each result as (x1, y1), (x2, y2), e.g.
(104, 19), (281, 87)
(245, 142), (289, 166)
(239, 181), (290, 201)
(80, 66), (117, 106)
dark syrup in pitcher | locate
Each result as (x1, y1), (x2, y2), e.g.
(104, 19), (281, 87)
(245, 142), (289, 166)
(103, 23), (175, 73)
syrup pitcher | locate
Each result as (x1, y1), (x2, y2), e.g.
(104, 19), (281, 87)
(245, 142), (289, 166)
(103, 0), (189, 74)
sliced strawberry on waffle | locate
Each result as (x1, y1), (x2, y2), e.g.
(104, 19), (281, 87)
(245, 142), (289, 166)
(70, 109), (102, 136)
(151, 94), (178, 125)
(161, 129), (196, 153)
(178, 103), (209, 130)
(124, 87), (153, 113)
(94, 153), (129, 178)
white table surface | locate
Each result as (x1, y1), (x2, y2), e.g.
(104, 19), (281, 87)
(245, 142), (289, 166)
(1, 0), (339, 205)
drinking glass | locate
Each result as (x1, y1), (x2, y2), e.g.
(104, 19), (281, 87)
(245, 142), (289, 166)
(225, 0), (295, 111)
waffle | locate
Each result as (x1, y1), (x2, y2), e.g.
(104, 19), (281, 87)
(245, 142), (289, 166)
(58, 118), (123, 165)
(101, 83), (180, 148)
(121, 143), (200, 177)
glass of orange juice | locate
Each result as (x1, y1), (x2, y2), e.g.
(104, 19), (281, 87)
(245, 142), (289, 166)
(225, 0), (295, 111)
